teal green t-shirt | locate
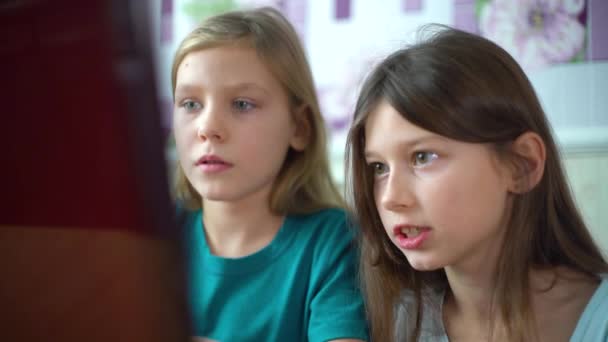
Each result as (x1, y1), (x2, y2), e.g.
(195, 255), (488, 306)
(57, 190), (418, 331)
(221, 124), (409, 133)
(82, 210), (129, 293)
(183, 208), (368, 341)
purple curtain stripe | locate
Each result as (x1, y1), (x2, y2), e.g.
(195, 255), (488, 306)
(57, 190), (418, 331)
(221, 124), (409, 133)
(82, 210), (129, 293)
(590, 0), (608, 60)
(403, 0), (423, 12)
(336, 0), (351, 19)
(453, 1), (478, 34)
(281, 0), (308, 45)
(284, 0), (307, 24)
(454, 0), (475, 4)
(161, 0), (172, 14)
(160, 0), (172, 43)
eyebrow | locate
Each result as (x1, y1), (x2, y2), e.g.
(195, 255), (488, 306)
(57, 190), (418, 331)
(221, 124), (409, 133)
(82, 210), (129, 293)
(174, 82), (271, 97)
(226, 82), (271, 96)
(174, 84), (201, 95)
(364, 135), (446, 159)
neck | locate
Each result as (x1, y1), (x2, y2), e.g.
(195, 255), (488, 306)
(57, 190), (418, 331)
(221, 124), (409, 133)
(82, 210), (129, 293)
(443, 209), (512, 321)
(201, 188), (284, 258)
(444, 266), (497, 321)
(443, 233), (505, 323)
(443, 265), (507, 341)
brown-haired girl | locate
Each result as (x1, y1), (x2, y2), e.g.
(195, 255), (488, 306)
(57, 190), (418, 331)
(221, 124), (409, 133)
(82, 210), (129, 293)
(346, 25), (608, 342)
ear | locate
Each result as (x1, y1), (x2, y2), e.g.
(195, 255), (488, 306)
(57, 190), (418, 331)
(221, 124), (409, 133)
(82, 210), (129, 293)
(507, 132), (546, 194)
(289, 104), (311, 151)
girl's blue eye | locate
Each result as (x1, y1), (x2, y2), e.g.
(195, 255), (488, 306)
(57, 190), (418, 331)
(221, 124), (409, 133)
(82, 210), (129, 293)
(233, 99), (255, 112)
(181, 100), (201, 112)
(412, 151), (438, 167)
(369, 162), (389, 176)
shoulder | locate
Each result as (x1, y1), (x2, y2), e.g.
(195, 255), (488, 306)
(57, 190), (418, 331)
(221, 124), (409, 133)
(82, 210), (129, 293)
(570, 274), (608, 341)
(394, 289), (417, 335)
(290, 207), (349, 225)
(286, 208), (359, 279)
(395, 287), (447, 341)
(174, 204), (202, 237)
(296, 209), (369, 341)
(287, 208), (355, 250)
(288, 208), (351, 236)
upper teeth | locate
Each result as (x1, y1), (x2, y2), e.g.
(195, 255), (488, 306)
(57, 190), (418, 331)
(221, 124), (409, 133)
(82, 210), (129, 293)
(401, 227), (421, 238)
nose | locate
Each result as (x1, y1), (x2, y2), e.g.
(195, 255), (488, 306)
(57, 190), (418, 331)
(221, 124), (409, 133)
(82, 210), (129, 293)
(196, 105), (226, 142)
(379, 170), (416, 212)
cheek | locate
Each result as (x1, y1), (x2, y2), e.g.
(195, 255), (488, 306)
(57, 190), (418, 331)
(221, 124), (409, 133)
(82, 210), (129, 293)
(247, 123), (293, 155)
(172, 109), (185, 133)
(172, 124), (193, 165)
(172, 117), (192, 144)
(173, 132), (188, 155)
(373, 182), (392, 227)
(373, 181), (384, 211)
(418, 170), (474, 221)
(427, 169), (507, 229)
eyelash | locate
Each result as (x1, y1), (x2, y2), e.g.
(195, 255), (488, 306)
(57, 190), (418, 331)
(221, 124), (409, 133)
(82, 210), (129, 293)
(411, 151), (438, 167)
(178, 99), (257, 113)
(179, 99), (201, 112)
(232, 99), (256, 112)
(369, 162), (389, 176)
(367, 151), (439, 176)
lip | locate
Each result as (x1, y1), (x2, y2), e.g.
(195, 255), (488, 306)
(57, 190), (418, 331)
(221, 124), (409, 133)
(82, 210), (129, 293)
(195, 154), (233, 173)
(392, 224), (430, 250)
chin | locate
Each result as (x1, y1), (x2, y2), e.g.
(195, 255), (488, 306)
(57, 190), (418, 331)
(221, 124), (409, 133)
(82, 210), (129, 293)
(405, 256), (444, 272)
(194, 185), (238, 202)
(200, 191), (240, 202)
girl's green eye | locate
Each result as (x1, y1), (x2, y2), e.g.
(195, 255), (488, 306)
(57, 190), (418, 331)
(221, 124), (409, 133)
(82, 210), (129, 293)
(233, 99), (256, 112)
(412, 151), (438, 166)
(370, 162), (388, 175)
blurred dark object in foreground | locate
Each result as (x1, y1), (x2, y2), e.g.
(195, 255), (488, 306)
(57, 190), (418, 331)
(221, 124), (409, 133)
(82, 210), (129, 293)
(0, 0), (189, 340)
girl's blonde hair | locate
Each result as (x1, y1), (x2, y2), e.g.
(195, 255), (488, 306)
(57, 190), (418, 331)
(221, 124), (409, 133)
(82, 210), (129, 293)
(171, 7), (343, 214)
(346, 25), (608, 342)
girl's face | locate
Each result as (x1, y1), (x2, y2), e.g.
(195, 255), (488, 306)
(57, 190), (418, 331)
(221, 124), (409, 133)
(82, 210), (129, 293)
(173, 45), (305, 205)
(364, 100), (513, 272)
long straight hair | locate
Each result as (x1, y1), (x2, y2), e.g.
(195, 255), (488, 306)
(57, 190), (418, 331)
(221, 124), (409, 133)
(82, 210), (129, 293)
(171, 7), (343, 214)
(345, 25), (608, 341)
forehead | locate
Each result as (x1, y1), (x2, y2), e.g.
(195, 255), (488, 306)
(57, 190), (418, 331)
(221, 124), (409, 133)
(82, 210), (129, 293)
(363, 100), (462, 160)
(363, 101), (504, 168)
(364, 101), (429, 141)
(175, 45), (285, 95)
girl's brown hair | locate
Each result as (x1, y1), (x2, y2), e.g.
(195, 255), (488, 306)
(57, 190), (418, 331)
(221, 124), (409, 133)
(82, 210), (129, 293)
(172, 7), (343, 214)
(345, 24), (607, 341)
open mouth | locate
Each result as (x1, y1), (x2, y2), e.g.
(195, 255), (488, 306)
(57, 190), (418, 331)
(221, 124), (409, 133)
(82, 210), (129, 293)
(392, 225), (431, 249)
(397, 226), (424, 238)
